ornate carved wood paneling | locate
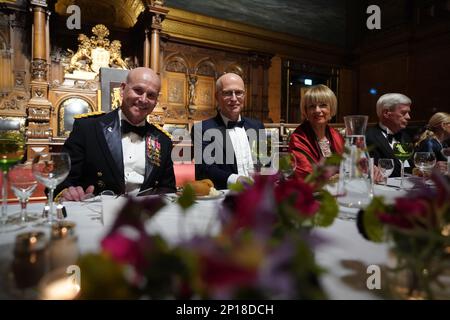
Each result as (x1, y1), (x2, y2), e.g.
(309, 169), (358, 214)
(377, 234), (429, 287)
(0, 11), (29, 118)
(160, 41), (271, 124)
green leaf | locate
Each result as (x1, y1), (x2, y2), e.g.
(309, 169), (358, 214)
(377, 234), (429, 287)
(177, 184), (196, 211)
(228, 181), (247, 192)
(357, 197), (386, 242)
(313, 190), (338, 227)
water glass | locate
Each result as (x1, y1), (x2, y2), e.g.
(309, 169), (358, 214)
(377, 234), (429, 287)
(378, 158), (394, 186)
(441, 147), (450, 175)
(413, 152), (436, 178)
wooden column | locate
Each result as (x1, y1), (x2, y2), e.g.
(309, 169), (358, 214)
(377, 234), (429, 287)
(32, 7), (46, 61)
(150, 19), (160, 72)
(147, 5), (168, 74)
(143, 28), (150, 68)
(27, 0), (53, 142)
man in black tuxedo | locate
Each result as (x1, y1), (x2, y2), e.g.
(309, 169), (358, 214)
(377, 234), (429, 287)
(366, 93), (413, 177)
(56, 67), (175, 201)
(192, 73), (265, 190)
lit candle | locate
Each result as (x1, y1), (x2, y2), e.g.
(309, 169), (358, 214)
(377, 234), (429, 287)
(13, 231), (47, 289)
(41, 276), (80, 300)
(49, 221), (79, 270)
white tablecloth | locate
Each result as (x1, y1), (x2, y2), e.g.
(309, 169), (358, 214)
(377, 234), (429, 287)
(0, 186), (398, 300)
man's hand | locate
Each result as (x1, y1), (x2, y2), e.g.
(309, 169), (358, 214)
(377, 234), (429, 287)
(373, 165), (385, 184)
(62, 185), (95, 201)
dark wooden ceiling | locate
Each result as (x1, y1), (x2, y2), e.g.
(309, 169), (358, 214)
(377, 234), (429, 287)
(166, 0), (346, 46)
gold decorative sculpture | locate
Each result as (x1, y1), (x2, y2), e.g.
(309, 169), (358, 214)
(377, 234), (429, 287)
(64, 24), (129, 75)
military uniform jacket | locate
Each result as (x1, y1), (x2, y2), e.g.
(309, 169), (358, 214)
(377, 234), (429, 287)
(55, 109), (176, 196)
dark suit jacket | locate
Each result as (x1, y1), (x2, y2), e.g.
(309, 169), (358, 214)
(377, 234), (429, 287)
(366, 125), (413, 177)
(192, 114), (265, 190)
(55, 109), (176, 196)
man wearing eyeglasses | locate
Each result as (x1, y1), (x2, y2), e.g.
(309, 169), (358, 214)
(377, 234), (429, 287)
(192, 73), (266, 189)
(55, 67), (176, 201)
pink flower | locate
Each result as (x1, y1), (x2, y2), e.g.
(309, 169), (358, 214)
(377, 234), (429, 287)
(101, 226), (151, 274)
(275, 179), (320, 216)
(230, 175), (277, 232)
(378, 198), (431, 229)
(199, 253), (258, 294)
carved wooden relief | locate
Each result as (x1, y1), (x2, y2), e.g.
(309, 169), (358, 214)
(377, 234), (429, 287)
(195, 75), (214, 108)
(167, 78), (185, 104)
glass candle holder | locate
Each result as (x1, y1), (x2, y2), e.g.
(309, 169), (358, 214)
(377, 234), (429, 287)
(48, 221), (79, 270)
(39, 267), (80, 300)
(12, 231), (48, 289)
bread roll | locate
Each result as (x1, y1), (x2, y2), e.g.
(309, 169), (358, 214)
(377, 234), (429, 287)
(185, 181), (211, 196)
(200, 179), (214, 188)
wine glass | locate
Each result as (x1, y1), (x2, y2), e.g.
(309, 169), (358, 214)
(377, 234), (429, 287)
(272, 152), (297, 180)
(413, 152), (436, 179)
(378, 158), (394, 186)
(0, 132), (25, 231)
(32, 153), (71, 225)
(441, 147), (450, 175)
(393, 142), (413, 188)
(8, 163), (38, 224)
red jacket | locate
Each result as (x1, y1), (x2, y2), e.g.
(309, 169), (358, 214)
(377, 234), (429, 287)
(288, 121), (344, 178)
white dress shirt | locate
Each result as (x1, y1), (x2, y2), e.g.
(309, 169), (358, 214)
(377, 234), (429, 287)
(119, 111), (146, 195)
(220, 114), (254, 185)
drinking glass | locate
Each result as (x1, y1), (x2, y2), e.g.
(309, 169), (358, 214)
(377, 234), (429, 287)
(392, 142), (413, 188)
(272, 152), (297, 180)
(441, 147), (450, 175)
(32, 153), (71, 225)
(8, 163), (38, 224)
(0, 132), (25, 231)
(378, 158), (394, 186)
(413, 151), (436, 179)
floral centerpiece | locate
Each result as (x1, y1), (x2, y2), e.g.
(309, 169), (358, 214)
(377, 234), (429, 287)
(77, 157), (340, 299)
(357, 172), (450, 299)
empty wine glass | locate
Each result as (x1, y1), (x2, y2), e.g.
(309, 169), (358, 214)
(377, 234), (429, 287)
(413, 152), (436, 179)
(378, 158), (394, 186)
(441, 147), (450, 175)
(0, 131), (25, 232)
(272, 152), (297, 180)
(32, 153), (71, 225)
(393, 142), (413, 188)
(8, 163), (38, 224)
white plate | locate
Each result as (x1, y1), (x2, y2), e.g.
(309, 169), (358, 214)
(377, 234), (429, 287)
(196, 190), (225, 200)
(176, 190), (225, 200)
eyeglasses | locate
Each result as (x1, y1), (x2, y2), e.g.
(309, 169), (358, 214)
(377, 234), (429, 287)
(221, 90), (245, 99)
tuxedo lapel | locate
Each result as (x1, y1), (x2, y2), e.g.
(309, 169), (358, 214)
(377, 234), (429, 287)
(214, 115), (238, 173)
(373, 126), (395, 158)
(96, 109), (125, 186)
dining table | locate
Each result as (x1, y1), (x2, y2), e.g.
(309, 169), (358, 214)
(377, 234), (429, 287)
(0, 177), (419, 300)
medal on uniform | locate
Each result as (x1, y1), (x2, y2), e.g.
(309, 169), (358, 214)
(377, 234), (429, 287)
(146, 136), (161, 167)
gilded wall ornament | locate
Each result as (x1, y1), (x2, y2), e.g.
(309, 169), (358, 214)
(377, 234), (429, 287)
(65, 24), (129, 75)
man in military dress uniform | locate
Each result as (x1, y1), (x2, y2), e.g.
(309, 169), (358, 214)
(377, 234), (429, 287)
(55, 67), (176, 201)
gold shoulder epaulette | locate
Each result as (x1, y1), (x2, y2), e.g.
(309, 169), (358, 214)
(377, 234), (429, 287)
(74, 111), (105, 119)
(153, 123), (172, 139)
